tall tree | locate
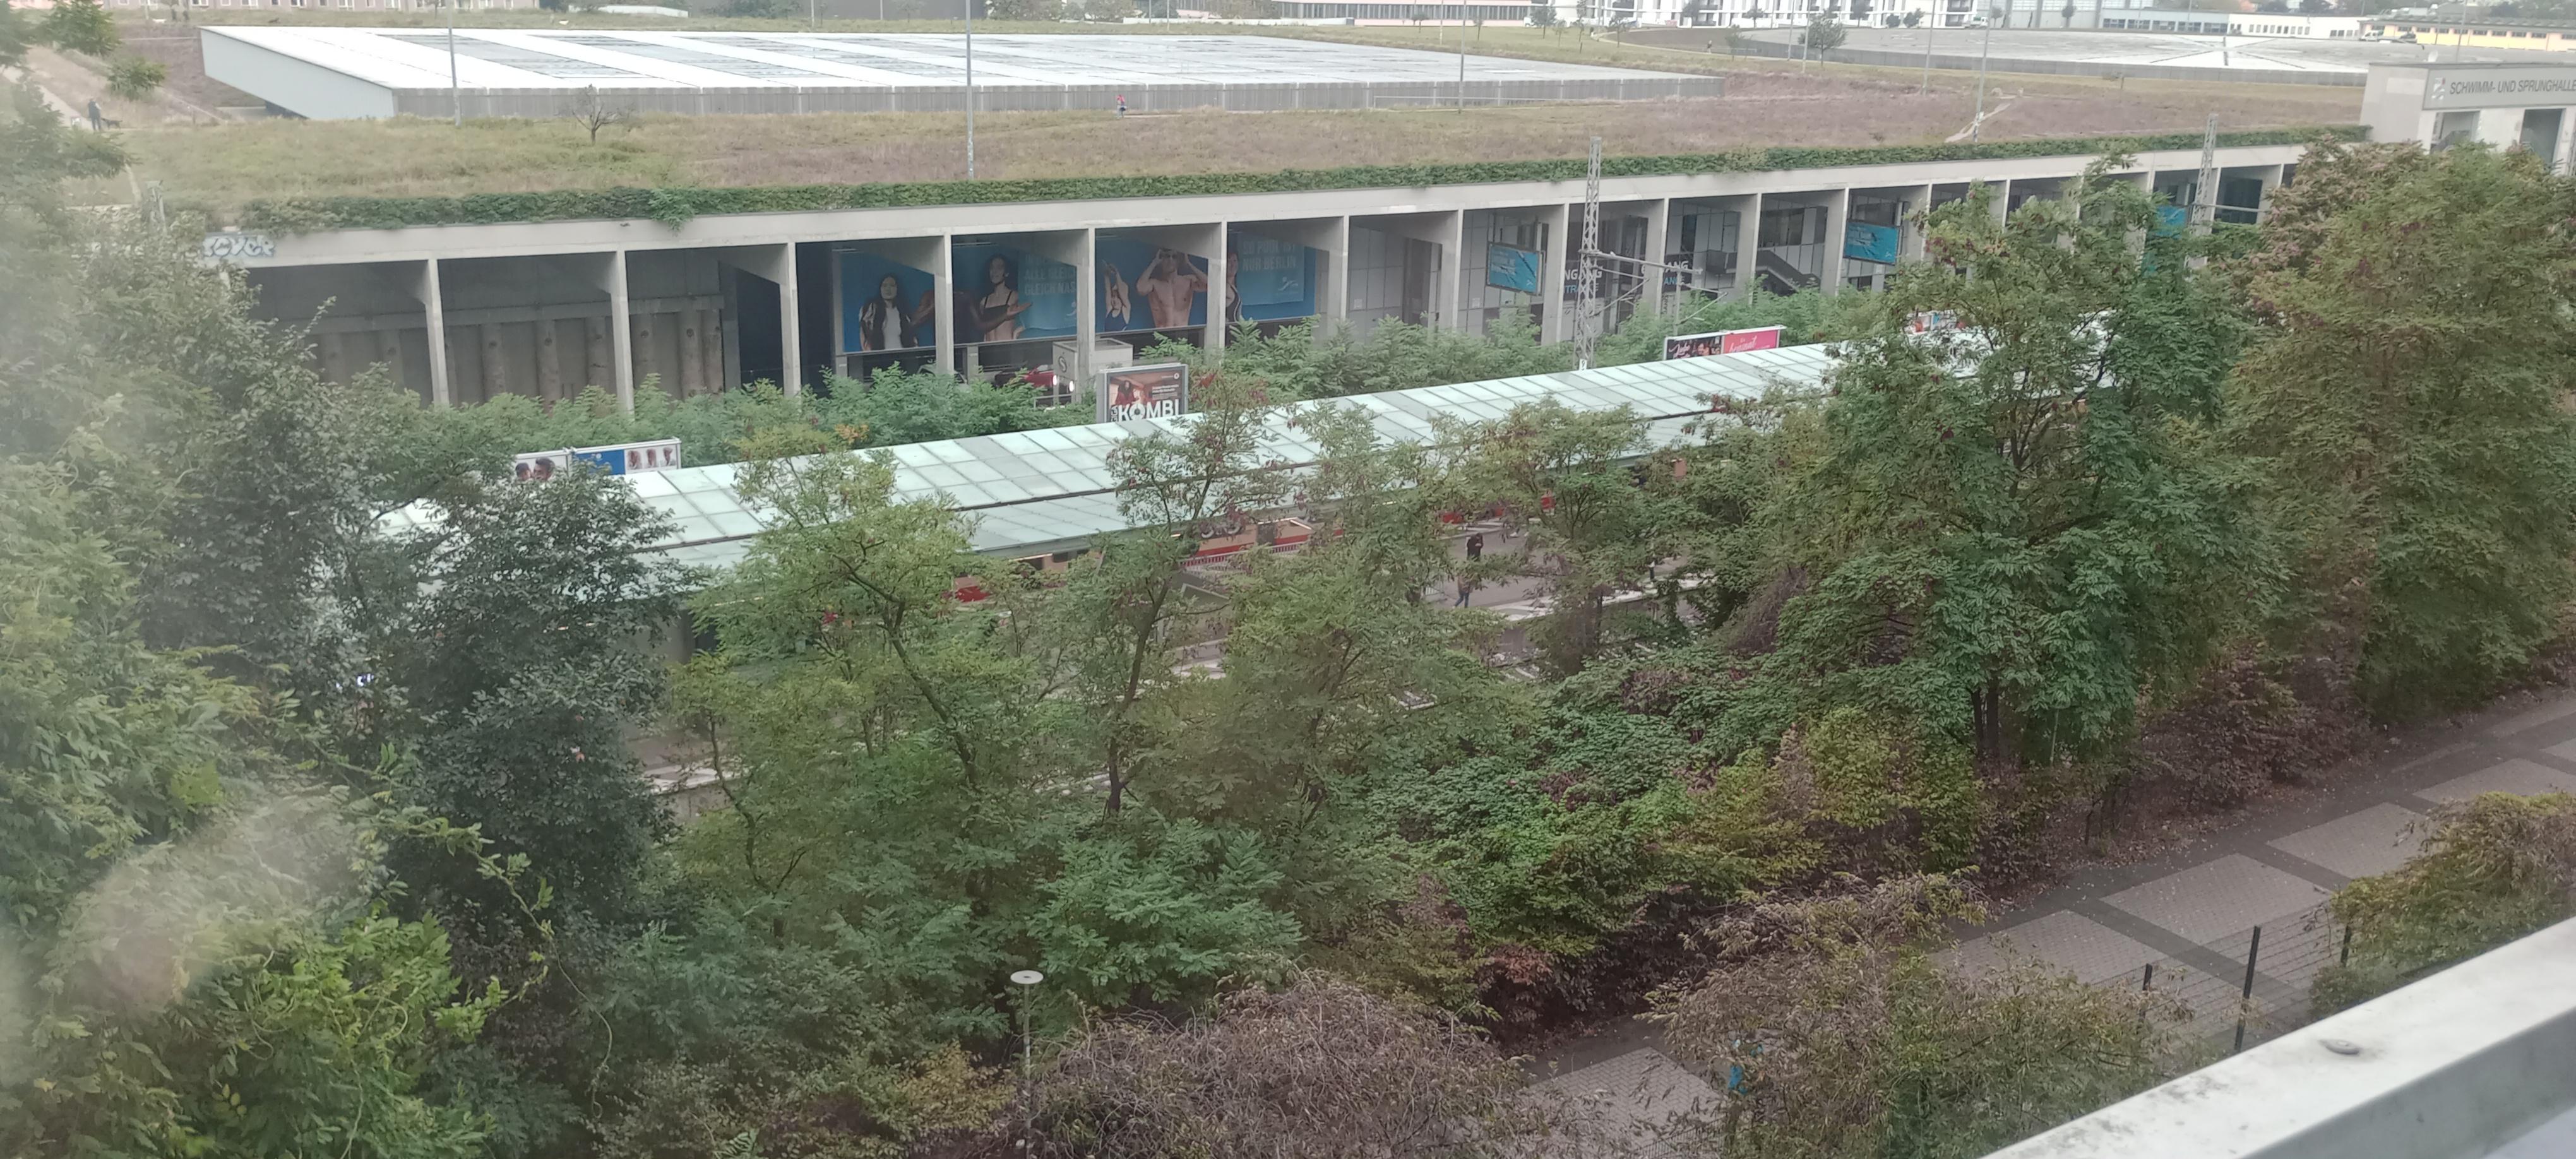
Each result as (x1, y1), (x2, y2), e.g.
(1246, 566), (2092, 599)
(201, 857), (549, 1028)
(1738, 165), (2254, 774)
(2229, 141), (2576, 717)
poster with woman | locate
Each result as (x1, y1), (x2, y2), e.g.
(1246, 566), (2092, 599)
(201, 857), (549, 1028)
(837, 251), (937, 354)
(1226, 231), (1318, 324)
(951, 243), (1078, 344)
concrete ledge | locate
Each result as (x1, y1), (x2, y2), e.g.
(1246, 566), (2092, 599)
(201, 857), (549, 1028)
(1987, 918), (2576, 1159)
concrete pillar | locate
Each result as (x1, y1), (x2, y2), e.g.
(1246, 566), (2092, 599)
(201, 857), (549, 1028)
(582, 250), (636, 414)
(1204, 221), (1229, 352)
(934, 234), (957, 377)
(717, 243), (801, 396)
(1903, 182), (1935, 262)
(1991, 179), (2013, 228)
(1641, 197), (1671, 316)
(1822, 187), (1852, 295)
(2253, 162), (2286, 224)
(1325, 215), (1352, 329)
(407, 258), (451, 408)
(1440, 208), (1465, 331)
(1027, 230), (1095, 388)
(1730, 193), (1762, 301)
(1539, 202), (1571, 343)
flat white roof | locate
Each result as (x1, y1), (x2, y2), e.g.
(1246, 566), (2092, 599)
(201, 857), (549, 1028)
(200, 28), (1696, 93)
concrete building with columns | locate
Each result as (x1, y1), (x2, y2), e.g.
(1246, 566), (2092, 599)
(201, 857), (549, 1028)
(214, 138), (2300, 413)
(2363, 60), (2576, 167)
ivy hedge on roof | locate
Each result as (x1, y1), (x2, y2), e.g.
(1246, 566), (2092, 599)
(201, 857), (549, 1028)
(239, 126), (2360, 232)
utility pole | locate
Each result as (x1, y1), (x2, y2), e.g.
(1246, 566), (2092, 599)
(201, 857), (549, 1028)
(1919, 9), (1933, 95)
(965, 0), (977, 179)
(1458, 3), (1469, 110)
(1972, 6), (1992, 142)
(1574, 135), (1603, 370)
(447, 0), (461, 128)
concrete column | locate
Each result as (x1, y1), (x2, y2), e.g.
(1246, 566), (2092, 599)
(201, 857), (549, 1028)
(1440, 208), (1465, 331)
(1822, 187), (1852, 295)
(1991, 179), (2013, 228)
(1204, 221), (1229, 352)
(719, 243), (802, 396)
(1027, 230), (1095, 388)
(1903, 182), (1935, 262)
(1539, 202), (1571, 343)
(2252, 162), (2286, 224)
(1641, 197), (1671, 316)
(1730, 193), (1762, 301)
(934, 234), (957, 377)
(1325, 216), (1351, 330)
(405, 258), (452, 408)
(580, 250), (636, 414)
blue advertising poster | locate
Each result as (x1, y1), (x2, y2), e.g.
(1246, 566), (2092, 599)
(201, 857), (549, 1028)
(1227, 232), (1317, 324)
(1485, 242), (1542, 295)
(953, 242), (1078, 344)
(1097, 237), (1208, 335)
(1843, 221), (1901, 265)
(837, 251), (937, 354)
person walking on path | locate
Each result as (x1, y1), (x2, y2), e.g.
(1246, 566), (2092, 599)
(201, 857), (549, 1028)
(1453, 576), (1476, 608)
(1465, 532), (1485, 562)
(1115, 93), (1128, 117)
(86, 98), (104, 132)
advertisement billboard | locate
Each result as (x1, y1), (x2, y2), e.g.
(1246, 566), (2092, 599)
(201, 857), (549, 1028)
(1485, 242), (1542, 295)
(1662, 325), (1786, 360)
(1227, 232), (1318, 324)
(1844, 221), (1901, 265)
(838, 251), (938, 354)
(953, 242), (1078, 344)
(1098, 238), (1208, 335)
(513, 437), (683, 481)
(1099, 362), (1190, 424)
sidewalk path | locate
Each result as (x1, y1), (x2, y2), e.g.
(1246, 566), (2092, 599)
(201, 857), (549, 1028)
(1535, 684), (2576, 1141)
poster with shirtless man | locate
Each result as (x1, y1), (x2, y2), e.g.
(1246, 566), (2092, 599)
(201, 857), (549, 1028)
(1097, 238), (1208, 335)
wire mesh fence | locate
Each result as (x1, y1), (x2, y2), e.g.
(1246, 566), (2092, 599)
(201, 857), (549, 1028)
(2101, 905), (2351, 1059)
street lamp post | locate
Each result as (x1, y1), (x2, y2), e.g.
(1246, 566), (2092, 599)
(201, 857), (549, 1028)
(1010, 970), (1044, 1148)
(447, 0), (461, 128)
(1919, 10), (1933, 95)
(965, 0), (977, 179)
(1973, 6), (1993, 142)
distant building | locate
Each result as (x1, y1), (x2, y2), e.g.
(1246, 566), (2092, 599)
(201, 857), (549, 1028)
(2360, 15), (2576, 51)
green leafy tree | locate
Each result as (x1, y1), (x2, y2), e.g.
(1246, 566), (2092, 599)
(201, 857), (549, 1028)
(2228, 141), (2576, 718)
(1739, 165), (2254, 776)
(107, 54), (165, 100)
(40, 0), (117, 57)
(1804, 9), (1847, 52)
(0, 130), (525, 1154)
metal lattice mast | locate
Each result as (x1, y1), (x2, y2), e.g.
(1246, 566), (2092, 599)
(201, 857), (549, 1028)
(1575, 135), (1603, 371)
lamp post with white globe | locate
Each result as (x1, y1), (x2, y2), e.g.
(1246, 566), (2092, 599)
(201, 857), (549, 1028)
(1011, 969), (1044, 1145)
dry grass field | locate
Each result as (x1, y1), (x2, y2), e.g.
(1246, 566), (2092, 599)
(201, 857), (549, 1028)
(85, 13), (2359, 215)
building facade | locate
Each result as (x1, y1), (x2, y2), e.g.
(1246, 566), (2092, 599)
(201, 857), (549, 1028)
(210, 141), (2301, 413)
(2363, 59), (2576, 166)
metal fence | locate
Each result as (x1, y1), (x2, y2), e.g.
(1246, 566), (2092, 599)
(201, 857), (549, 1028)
(2107, 906), (2353, 1058)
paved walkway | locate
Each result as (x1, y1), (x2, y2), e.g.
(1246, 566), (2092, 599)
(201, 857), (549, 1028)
(1537, 684), (2576, 1143)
